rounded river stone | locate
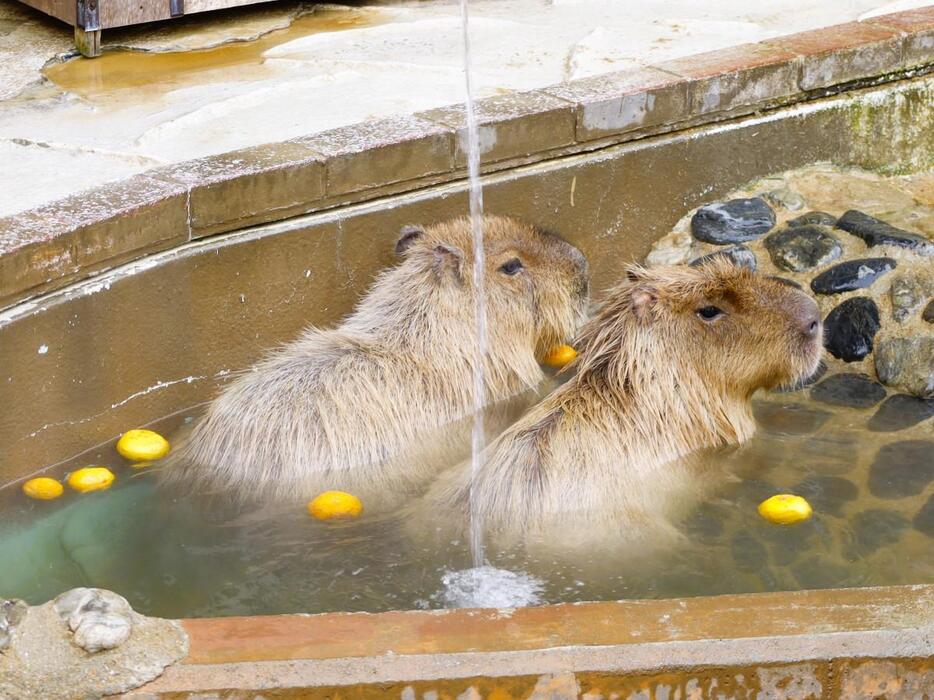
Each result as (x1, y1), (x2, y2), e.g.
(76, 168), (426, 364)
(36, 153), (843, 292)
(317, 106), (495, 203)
(0, 600), (27, 652)
(761, 519), (825, 568)
(924, 300), (934, 323)
(769, 275), (803, 290)
(731, 531), (768, 572)
(792, 475), (858, 516)
(769, 540), (799, 566)
(874, 336), (934, 399)
(810, 373), (886, 408)
(689, 244), (757, 271)
(778, 360), (827, 392)
(757, 518), (820, 552)
(765, 188), (805, 211)
(753, 402), (831, 434)
(792, 555), (850, 589)
(868, 394), (934, 432)
(810, 257), (896, 295)
(764, 225), (842, 272)
(781, 430), (859, 475)
(725, 478), (778, 506)
(823, 297), (880, 362)
(691, 197), (776, 244)
(867, 440), (934, 499)
(890, 273), (934, 322)
(787, 211), (837, 228)
(682, 503), (728, 544)
(914, 494), (934, 538)
(836, 210), (934, 255)
(845, 509), (910, 557)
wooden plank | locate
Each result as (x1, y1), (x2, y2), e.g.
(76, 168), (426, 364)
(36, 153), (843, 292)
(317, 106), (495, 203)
(17, 0), (281, 29)
(74, 26), (101, 56)
(185, 0), (278, 14)
(99, 2), (174, 29)
(15, 0), (76, 25)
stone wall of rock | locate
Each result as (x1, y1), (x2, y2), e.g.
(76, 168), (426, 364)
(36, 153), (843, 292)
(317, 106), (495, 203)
(646, 164), (933, 404)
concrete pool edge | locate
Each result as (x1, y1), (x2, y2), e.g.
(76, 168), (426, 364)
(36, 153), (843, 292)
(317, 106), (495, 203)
(126, 584), (934, 697)
(1, 6), (932, 310)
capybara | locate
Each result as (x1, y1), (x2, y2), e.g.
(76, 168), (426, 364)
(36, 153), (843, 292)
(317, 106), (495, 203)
(424, 258), (823, 548)
(164, 215), (589, 508)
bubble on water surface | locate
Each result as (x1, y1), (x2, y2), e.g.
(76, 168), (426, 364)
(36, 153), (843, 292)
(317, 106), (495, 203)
(437, 566), (544, 609)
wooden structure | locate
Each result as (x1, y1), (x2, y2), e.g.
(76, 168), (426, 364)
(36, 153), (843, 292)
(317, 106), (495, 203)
(17, 0), (277, 57)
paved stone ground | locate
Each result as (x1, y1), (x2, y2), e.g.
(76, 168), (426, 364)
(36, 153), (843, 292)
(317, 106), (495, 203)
(0, 0), (930, 217)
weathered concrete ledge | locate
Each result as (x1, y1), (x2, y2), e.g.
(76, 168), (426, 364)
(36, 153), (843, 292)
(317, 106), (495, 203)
(1, 7), (932, 309)
(1, 588), (188, 700)
(128, 584), (934, 698)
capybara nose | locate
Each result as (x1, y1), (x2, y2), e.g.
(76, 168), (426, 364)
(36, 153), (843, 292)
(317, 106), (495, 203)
(562, 240), (590, 299)
(794, 299), (821, 338)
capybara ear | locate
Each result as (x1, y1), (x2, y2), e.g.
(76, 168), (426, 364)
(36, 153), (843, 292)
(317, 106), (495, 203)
(630, 286), (657, 323)
(432, 244), (464, 281)
(625, 263), (649, 283)
(396, 224), (425, 256)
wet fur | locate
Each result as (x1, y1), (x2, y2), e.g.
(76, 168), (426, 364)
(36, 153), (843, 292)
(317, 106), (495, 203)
(163, 216), (588, 507)
(424, 258), (823, 548)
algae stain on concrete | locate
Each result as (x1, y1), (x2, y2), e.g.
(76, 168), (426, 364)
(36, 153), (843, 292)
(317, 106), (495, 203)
(42, 8), (389, 100)
(848, 81), (934, 175)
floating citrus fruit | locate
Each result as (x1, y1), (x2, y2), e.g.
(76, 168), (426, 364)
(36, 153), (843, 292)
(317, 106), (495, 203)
(758, 494), (813, 525)
(542, 344), (578, 368)
(22, 477), (64, 500)
(67, 467), (115, 494)
(116, 429), (170, 462)
(308, 491), (363, 520)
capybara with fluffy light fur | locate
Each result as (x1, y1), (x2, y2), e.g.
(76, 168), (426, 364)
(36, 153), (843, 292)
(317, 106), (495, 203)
(164, 215), (589, 508)
(423, 258), (823, 548)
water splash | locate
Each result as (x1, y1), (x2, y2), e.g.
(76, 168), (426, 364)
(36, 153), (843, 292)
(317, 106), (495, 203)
(460, 0), (487, 568)
(438, 566), (544, 609)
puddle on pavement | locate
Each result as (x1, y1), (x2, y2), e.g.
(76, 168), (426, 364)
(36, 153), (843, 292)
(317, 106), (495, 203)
(42, 7), (390, 100)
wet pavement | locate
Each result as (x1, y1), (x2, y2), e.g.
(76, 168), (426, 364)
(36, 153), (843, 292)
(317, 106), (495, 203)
(1, 0), (931, 217)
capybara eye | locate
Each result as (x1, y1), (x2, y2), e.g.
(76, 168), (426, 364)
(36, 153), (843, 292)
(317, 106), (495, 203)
(696, 305), (724, 321)
(499, 258), (524, 275)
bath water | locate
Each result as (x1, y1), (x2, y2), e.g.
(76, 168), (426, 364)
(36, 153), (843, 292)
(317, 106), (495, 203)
(0, 386), (930, 619)
(1, 166), (932, 618)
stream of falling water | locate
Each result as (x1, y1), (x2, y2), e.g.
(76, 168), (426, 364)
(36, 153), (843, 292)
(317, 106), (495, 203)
(439, 0), (545, 608)
(461, 0), (487, 569)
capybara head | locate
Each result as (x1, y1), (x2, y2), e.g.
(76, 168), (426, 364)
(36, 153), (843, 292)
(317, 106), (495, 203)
(577, 257), (822, 396)
(395, 215), (589, 353)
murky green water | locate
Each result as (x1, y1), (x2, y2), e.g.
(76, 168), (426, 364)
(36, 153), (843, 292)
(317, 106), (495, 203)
(1, 165), (932, 617)
(0, 383), (930, 618)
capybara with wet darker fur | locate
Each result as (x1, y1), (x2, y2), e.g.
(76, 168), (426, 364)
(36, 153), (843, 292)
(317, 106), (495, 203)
(164, 215), (589, 508)
(424, 258), (823, 548)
